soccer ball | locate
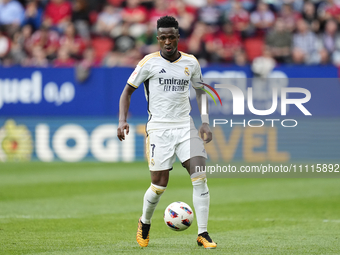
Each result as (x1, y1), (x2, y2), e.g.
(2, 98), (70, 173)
(164, 201), (194, 231)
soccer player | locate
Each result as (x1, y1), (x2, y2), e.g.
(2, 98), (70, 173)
(117, 16), (216, 249)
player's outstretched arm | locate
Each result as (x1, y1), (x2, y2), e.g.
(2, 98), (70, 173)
(195, 88), (213, 143)
(117, 84), (136, 141)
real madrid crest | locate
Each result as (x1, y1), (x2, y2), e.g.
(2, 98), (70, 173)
(184, 67), (190, 76)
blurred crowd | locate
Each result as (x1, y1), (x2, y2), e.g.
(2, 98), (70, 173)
(0, 0), (340, 68)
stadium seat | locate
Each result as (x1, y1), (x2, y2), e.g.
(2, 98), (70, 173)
(91, 37), (114, 62)
(244, 37), (264, 62)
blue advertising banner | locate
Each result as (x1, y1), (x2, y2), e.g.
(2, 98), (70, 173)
(0, 66), (339, 117)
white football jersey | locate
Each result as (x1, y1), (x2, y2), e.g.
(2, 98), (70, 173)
(127, 51), (203, 132)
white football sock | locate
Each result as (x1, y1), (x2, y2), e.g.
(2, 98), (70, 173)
(141, 183), (166, 224)
(191, 172), (210, 235)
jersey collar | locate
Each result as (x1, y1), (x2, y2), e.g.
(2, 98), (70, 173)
(159, 51), (182, 63)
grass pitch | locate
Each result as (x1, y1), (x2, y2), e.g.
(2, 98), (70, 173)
(0, 162), (339, 254)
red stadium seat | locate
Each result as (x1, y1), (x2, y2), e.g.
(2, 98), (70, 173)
(244, 37), (264, 62)
(91, 37), (114, 62)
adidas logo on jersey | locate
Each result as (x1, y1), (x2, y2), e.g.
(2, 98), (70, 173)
(159, 69), (166, 73)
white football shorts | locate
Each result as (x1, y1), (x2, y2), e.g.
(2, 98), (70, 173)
(146, 126), (207, 171)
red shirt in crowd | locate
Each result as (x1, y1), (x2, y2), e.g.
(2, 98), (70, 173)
(205, 31), (242, 47)
(29, 30), (60, 51)
(122, 5), (148, 23)
(59, 35), (87, 55)
(149, 8), (176, 26)
(44, 0), (72, 25)
(53, 58), (76, 67)
(324, 5), (340, 19)
(228, 9), (250, 32)
(204, 31), (242, 61)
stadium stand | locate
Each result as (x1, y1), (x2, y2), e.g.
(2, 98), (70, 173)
(0, 0), (339, 67)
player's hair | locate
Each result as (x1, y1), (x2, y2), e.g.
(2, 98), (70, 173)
(157, 16), (179, 30)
